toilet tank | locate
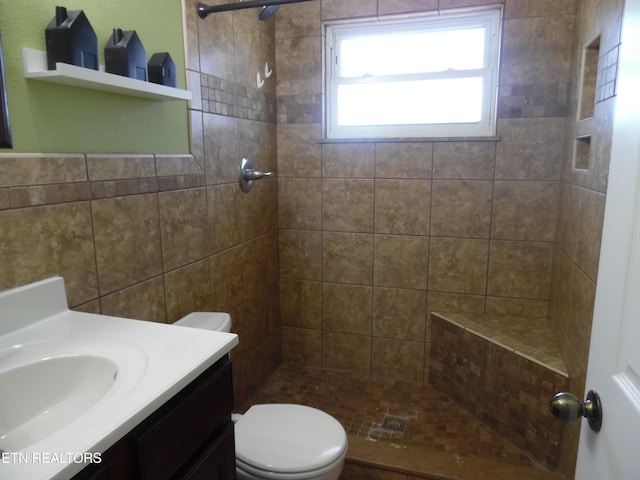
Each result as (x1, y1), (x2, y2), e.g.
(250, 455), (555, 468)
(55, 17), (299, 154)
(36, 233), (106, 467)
(174, 312), (231, 333)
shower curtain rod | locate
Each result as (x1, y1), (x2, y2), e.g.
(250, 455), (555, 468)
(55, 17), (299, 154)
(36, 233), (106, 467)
(197, 0), (315, 19)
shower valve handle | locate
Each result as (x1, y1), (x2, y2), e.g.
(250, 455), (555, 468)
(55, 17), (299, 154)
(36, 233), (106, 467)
(243, 168), (273, 181)
(239, 157), (274, 193)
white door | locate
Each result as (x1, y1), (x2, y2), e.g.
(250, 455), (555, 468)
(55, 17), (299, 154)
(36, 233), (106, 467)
(575, 0), (640, 478)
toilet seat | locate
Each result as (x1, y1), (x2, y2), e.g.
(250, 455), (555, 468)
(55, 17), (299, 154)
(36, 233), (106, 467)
(235, 404), (348, 477)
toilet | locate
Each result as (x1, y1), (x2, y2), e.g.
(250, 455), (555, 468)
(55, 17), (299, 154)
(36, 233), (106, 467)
(174, 312), (348, 480)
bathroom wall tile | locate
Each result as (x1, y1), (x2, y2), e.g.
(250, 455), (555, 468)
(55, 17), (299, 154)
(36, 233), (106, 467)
(375, 142), (432, 179)
(73, 300), (101, 314)
(203, 113), (239, 185)
(428, 238), (489, 295)
(189, 110), (205, 169)
(427, 292), (486, 317)
(244, 341), (274, 401)
(208, 183), (242, 253)
(323, 232), (374, 284)
(187, 69), (202, 111)
(486, 297), (549, 318)
(282, 326), (322, 366)
(323, 283), (372, 335)
(0, 155), (87, 187)
(0, 202), (97, 306)
(159, 187), (209, 272)
(237, 118), (277, 175)
(238, 179), (271, 242)
(322, 331), (371, 373)
(488, 241), (554, 300)
(374, 235), (429, 290)
(374, 180), (430, 236)
(101, 276), (167, 323)
(373, 287), (426, 341)
(549, 249), (574, 338)
(372, 338), (424, 382)
(505, 0), (576, 18)
(491, 181), (560, 241)
(155, 154), (203, 177)
(276, 0), (321, 38)
(322, 143), (375, 178)
(87, 154), (155, 181)
(276, 35), (322, 96)
(280, 279), (321, 328)
(268, 280), (282, 331)
(580, 98), (614, 193)
(557, 184), (578, 260)
(568, 268), (596, 364)
(277, 94), (323, 124)
(378, 0), (438, 15)
(322, 0), (377, 20)
(198, 10), (236, 80)
(279, 178), (322, 230)
(243, 235), (270, 299)
(501, 15), (574, 85)
(92, 194), (163, 296)
(277, 123), (322, 177)
(183, 0), (202, 71)
(280, 229), (322, 280)
(267, 231), (280, 284)
(495, 118), (565, 180)
(234, 19), (266, 93)
(581, 0), (624, 53)
(211, 246), (244, 312)
(8, 186), (46, 208)
(0, 188), (9, 209)
(241, 288), (271, 354)
(432, 142), (496, 180)
(165, 260), (213, 324)
(430, 180), (492, 238)
(574, 188), (606, 282)
(498, 82), (570, 119)
(323, 179), (374, 232)
(439, 0), (502, 8)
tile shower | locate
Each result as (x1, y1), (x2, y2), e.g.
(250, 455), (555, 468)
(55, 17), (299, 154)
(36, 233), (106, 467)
(0, 0), (622, 478)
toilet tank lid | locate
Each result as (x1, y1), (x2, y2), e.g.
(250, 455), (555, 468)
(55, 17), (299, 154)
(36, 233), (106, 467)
(235, 404), (347, 474)
(173, 312), (231, 333)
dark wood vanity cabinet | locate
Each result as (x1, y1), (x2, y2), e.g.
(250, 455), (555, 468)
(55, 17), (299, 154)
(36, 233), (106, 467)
(72, 356), (237, 480)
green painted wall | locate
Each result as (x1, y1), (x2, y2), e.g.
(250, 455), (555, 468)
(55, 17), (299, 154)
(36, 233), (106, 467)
(0, 0), (189, 154)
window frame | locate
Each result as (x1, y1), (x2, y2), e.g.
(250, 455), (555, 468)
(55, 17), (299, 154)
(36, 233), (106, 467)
(324, 7), (502, 140)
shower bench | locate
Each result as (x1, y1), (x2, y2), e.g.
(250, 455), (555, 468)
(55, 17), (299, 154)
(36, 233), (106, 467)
(429, 312), (569, 470)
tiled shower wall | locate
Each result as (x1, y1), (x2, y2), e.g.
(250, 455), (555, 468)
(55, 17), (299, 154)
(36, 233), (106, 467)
(550, 0), (622, 477)
(276, 0), (573, 382)
(183, 0), (281, 406)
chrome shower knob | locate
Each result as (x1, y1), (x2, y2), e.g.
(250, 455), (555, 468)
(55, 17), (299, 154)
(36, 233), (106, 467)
(239, 157), (273, 193)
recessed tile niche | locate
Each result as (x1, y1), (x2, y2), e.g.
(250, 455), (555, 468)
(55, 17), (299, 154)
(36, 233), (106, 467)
(573, 35), (600, 171)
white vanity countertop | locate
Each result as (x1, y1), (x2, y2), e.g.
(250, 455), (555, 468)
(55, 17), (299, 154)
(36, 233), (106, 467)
(0, 277), (238, 480)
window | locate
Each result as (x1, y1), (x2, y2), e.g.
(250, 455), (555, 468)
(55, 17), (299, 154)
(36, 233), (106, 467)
(325, 8), (502, 139)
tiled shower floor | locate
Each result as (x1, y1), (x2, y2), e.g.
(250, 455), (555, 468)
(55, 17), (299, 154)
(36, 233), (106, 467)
(238, 363), (565, 480)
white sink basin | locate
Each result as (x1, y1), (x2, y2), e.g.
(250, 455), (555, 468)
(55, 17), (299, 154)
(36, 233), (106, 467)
(0, 277), (238, 480)
(0, 338), (147, 453)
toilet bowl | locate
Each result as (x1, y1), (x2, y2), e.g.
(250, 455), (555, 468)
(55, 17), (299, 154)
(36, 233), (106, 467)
(174, 312), (348, 480)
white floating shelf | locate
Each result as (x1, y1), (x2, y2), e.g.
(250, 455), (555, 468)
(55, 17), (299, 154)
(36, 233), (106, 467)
(22, 48), (192, 101)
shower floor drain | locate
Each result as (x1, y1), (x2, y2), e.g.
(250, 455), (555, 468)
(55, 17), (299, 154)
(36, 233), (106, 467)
(381, 415), (406, 433)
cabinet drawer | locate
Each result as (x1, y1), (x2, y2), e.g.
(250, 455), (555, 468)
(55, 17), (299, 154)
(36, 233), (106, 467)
(137, 359), (233, 480)
(180, 423), (236, 480)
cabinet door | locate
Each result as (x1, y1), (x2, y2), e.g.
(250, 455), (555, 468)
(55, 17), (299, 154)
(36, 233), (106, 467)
(180, 424), (237, 480)
(137, 360), (233, 479)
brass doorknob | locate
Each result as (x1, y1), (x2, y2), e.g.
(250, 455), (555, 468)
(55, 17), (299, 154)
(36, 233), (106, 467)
(549, 389), (602, 432)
